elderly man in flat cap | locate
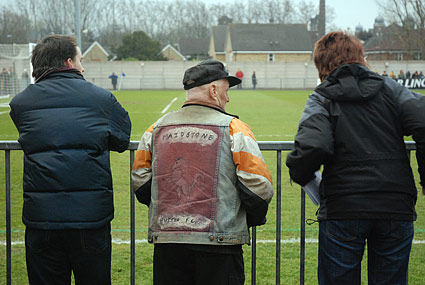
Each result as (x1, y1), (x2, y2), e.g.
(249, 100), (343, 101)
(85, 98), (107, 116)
(132, 59), (274, 285)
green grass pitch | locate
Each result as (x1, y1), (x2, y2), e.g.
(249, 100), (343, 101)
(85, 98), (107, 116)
(1, 89), (425, 284)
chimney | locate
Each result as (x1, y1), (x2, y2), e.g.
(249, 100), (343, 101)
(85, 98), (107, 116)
(319, 0), (326, 37)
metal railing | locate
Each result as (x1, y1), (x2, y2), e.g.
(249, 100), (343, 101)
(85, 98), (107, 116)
(1, 140), (417, 285)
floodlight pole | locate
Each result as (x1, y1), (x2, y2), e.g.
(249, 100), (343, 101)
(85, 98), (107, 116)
(74, 0), (82, 48)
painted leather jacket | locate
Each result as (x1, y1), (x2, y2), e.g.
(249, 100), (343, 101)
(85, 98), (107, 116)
(132, 104), (273, 245)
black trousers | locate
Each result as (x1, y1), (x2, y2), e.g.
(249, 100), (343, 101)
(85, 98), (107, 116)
(154, 243), (245, 285)
(25, 223), (111, 285)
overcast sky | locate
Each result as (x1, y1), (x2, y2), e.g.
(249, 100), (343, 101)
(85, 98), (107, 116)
(0, 0), (381, 32)
(201, 0), (381, 32)
(326, 0), (380, 31)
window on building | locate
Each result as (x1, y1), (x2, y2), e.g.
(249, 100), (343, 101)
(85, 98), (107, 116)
(268, 53), (274, 62)
(396, 53), (403, 61)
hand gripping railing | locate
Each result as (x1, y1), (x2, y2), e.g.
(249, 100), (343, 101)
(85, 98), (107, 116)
(1, 140), (417, 285)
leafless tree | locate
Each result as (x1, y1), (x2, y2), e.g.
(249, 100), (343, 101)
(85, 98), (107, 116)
(297, 0), (317, 26)
(0, 6), (30, 43)
(377, 0), (425, 58)
(1, 0), (337, 49)
(225, 3), (248, 23)
(10, 0), (99, 42)
(264, 0), (296, 23)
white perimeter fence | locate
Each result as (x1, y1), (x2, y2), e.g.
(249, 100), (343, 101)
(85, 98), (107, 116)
(1, 57), (425, 91)
(80, 60), (425, 90)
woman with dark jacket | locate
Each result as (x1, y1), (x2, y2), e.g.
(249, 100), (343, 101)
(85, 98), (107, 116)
(286, 31), (425, 285)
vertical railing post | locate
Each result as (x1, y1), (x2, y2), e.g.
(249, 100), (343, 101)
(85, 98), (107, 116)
(130, 150), (135, 285)
(6, 150), (12, 285)
(300, 189), (306, 285)
(276, 150), (282, 285)
(251, 227), (256, 285)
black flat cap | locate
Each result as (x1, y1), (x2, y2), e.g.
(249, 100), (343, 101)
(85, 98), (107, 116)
(183, 59), (241, 90)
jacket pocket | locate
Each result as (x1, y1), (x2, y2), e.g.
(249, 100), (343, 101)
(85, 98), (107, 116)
(326, 220), (358, 242)
(390, 221), (414, 240)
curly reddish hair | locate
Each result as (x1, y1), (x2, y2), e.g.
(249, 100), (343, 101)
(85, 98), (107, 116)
(314, 31), (366, 81)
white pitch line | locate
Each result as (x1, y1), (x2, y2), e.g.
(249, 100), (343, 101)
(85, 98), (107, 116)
(3, 238), (425, 246)
(161, 97), (178, 114)
(0, 111), (9, 115)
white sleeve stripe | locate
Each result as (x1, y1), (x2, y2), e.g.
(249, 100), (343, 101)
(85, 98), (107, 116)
(231, 132), (265, 161)
(137, 131), (152, 151)
(131, 168), (152, 191)
(237, 170), (274, 203)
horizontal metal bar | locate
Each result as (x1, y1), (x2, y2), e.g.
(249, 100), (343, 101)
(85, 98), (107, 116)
(128, 141), (139, 151)
(128, 141), (296, 151)
(0, 141), (22, 150)
(405, 141), (417, 150)
(258, 141), (295, 151)
(1, 140), (416, 152)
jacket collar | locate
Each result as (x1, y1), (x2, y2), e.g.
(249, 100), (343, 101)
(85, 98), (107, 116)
(35, 68), (84, 83)
(182, 101), (239, 119)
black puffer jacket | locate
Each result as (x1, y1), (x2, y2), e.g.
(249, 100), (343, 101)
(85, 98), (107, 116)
(286, 64), (425, 221)
(10, 70), (131, 229)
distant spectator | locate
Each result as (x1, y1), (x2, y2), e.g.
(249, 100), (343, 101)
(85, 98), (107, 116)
(109, 72), (118, 90)
(412, 71), (418, 79)
(252, 71), (257, 90)
(21, 68), (30, 90)
(419, 71), (424, 79)
(382, 70), (388, 77)
(398, 70), (405, 80)
(406, 70), (411, 79)
(0, 68), (6, 95)
(235, 68), (244, 89)
(9, 67), (18, 94)
(390, 71), (396, 80)
(2, 67), (12, 95)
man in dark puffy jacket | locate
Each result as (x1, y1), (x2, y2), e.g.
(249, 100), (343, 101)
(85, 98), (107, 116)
(286, 31), (425, 284)
(9, 35), (131, 284)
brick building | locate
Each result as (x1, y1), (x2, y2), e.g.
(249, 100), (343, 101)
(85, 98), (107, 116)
(82, 41), (110, 62)
(364, 17), (423, 61)
(160, 44), (186, 61)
